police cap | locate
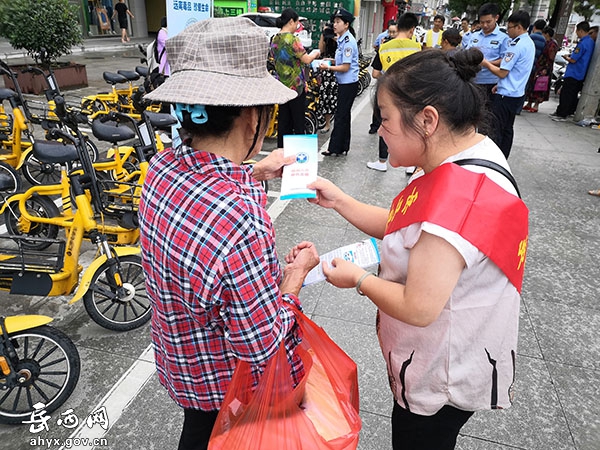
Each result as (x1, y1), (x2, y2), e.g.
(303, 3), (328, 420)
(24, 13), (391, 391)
(332, 8), (354, 24)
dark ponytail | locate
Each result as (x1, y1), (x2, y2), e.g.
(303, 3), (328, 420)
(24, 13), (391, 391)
(377, 48), (489, 138)
(276, 8), (299, 29)
(449, 48), (484, 81)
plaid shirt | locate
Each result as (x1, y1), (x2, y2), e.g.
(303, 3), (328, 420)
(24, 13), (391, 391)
(139, 145), (304, 411)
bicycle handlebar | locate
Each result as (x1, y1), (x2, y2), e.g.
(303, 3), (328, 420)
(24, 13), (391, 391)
(0, 61), (15, 78)
(54, 96), (67, 120)
(99, 110), (137, 125)
(53, 96), (87, 127)
(47, 127), (76, 144)
(22, 66), (46, 76)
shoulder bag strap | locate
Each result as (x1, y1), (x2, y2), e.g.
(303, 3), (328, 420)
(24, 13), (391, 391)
(453, 158), (521, 198)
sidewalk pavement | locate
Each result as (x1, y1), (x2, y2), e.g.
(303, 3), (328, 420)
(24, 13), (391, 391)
(0, 44), (598, 450)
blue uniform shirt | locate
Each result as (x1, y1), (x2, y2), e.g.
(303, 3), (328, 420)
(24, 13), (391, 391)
(335, 30), (359, 84)
(466, 25), (509, 84)
(461, 31), (474, 49)
(497, 33), (536, 97)
(374, 31), (389, 48)
(565, 35), (594, 81)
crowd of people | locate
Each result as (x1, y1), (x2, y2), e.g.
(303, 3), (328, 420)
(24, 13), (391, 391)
(135, 5), (596, 450)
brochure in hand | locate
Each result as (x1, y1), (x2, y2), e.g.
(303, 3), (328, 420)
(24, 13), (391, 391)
(280, 135), (318, 200)
(303, 238), (381, 286)
(310, 59), (331, 70)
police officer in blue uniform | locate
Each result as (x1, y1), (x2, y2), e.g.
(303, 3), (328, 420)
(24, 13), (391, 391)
(481, 10), (535, 159)
(319, 8), (359, 156)
(463, 3), (509, 101)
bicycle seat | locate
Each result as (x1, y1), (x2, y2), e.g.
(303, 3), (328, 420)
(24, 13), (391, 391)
(0, 88), (16, 101)
(144, 111), (177, 129)
(33, 140), (79, 164)
(103, 72), (128, 85)
(91, 118), (136, 143)
(135, 66), (149, 78)
(117, 70), (141, 82)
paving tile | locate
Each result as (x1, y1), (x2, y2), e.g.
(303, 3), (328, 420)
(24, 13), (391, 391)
(356, 410), (392, 450)
(518, 301), (543, 359)
(456, 435), (522, 450)
(547, 362), (600, 450)
(527, 300), (600, 370)
(461, 355), (575, 450)
(102, 375), (181, 450)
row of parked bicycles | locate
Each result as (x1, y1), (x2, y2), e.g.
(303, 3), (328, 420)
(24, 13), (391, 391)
(0, 43), (372, 426)
(0, 55), (176, 425)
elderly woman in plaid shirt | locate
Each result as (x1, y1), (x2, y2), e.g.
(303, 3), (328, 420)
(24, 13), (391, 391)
(139, 18), (319, 450)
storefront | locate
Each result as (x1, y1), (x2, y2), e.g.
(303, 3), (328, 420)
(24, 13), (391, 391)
(79, 0), (150, 37)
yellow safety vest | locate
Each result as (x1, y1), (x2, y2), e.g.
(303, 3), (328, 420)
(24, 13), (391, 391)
(424, 29), (443, 48)
(379, 38), (422, 72)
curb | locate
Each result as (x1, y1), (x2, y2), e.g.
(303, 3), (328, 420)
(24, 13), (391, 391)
(0, 39), (150, 61)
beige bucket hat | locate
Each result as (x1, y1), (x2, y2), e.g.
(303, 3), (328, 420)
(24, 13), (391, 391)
(145, 17), (297, 106)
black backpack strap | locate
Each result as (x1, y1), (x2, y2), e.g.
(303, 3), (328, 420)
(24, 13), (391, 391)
(453, 158), (521, 198)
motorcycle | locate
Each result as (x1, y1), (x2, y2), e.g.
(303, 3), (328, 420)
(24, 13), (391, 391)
(0, 315), (80, 424)
(552, 50), (568, 95)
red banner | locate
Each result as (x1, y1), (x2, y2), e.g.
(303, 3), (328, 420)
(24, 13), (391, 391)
(385, 164), (529, 292)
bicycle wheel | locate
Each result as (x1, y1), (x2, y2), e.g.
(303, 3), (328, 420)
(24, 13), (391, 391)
(0, 325), (80, 425)
(81, 98), (109, 120)
(4, 194), (60, 250)
(0, 162), (22, 195)
(22, 151), (62, 186)
(83, 255), (151, 331)
(84, 136), (100, 163)
(356, 78), (365, 97)
(304, 110), (317, 135)
(363, 71), (372, 88)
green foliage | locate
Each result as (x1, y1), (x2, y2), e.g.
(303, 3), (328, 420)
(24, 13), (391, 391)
(0, 0), (83, 64)
(573, 0), (600, 20)
(448, 0), (512, 21)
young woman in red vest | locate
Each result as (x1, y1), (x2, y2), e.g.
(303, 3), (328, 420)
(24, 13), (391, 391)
(304, 48), (529, 449)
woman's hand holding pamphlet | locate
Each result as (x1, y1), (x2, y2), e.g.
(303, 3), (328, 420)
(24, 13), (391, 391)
(311, 59), (332, 70)
(303, 238), (381, 286)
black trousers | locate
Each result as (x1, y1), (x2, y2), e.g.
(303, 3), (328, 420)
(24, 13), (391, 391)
(277, 90), (306, 148)
(490, 94), (524, 159)
(392, 402), (474, 450)
(370, 107), (381, 131)
(556, 77), (584, 118)
(328, 82), (358, 155)
(372, 104), (388, 160)
(476, 83), (497, 137)
(378, 137), (389, 160)
(177, 408), (219, 450)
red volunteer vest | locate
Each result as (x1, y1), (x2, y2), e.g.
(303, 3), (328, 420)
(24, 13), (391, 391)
(385, 163), (529, 292)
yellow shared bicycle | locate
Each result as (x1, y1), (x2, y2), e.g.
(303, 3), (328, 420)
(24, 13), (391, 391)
(0, 97), (150, 332)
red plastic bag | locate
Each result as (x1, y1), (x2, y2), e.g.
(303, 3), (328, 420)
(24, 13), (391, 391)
(208, 309), (361, 450)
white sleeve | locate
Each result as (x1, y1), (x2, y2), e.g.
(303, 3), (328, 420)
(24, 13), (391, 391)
(402, 222), (483, 268)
